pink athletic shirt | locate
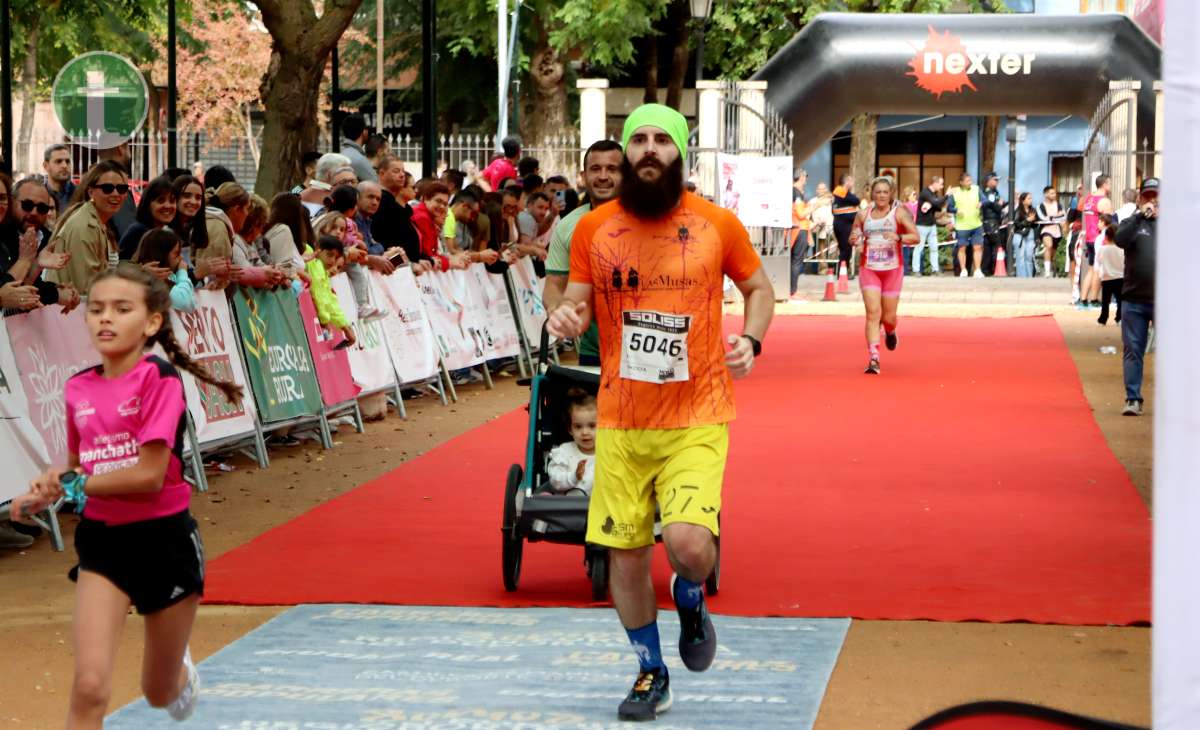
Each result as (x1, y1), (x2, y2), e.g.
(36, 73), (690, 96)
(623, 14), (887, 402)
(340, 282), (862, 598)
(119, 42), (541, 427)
(66, 355), (189, 526)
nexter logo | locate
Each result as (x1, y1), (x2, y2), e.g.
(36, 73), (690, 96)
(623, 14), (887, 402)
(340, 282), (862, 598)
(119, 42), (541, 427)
(907, 26), (1035, 98)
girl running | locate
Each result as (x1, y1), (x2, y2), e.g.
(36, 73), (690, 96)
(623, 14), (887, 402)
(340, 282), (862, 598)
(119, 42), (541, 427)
(850, 177), (918, 374)
(9, 262), (243, 727)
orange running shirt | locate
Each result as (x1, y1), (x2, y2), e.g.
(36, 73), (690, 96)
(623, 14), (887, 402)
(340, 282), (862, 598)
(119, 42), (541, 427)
(569, 192), (762, 430)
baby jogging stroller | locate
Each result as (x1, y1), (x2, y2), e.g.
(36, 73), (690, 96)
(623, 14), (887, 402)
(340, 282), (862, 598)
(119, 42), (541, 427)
(499, 326), (720, 601)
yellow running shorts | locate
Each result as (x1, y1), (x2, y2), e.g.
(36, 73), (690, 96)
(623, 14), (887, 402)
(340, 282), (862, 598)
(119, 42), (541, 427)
(585, 424), (728, 550)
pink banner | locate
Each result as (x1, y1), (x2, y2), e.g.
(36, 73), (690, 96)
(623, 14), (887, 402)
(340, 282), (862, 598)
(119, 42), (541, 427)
(4, 305), (102, 467)
(297, 290), (360, 407)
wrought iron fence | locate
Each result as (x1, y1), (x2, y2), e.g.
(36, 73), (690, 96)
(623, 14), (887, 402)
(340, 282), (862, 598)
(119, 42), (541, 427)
(1082, 80), (1159, 195)
(386, 132), (584, 181)
(17, 126), (263, 194)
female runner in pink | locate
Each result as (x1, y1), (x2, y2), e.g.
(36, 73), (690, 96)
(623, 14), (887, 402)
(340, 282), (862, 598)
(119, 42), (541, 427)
(850, 177), (918, 374)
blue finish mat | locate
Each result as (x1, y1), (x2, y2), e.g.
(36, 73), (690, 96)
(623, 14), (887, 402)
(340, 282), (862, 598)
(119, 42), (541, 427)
(108, 605), (848, 729)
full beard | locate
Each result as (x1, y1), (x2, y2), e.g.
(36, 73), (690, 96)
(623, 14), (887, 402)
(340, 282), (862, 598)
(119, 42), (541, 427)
(619, 156), (684, 220)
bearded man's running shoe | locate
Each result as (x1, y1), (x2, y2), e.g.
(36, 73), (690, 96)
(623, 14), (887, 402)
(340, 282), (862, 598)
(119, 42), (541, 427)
(618, 667), (672, 721)
(671, 574), (717, 672)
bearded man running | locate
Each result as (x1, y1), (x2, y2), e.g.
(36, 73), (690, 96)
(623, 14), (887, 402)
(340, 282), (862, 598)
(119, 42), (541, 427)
(546, 104), (775, 722)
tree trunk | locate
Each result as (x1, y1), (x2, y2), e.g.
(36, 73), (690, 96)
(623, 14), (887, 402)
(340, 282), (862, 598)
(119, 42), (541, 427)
(664, 1), (690, 111)
(981, 115), (1001, 177)
(642, 34), (659, 105)
(255, 49), (325, 197)
(16, 18), (39, 176)
(849, 113), (878, 190)
(521, 17), (570, 174)
(253, 0), (362, 198)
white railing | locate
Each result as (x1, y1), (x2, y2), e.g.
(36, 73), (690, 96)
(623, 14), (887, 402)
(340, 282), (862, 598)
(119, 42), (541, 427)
(14, 126), (586, 195)
(385, 132), (583, 181)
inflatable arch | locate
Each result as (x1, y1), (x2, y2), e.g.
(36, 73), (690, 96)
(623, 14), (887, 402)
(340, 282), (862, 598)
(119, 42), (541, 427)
(753, 13), (1162, 163)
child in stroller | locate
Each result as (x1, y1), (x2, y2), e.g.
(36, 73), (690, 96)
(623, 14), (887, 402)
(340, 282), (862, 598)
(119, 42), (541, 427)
(546, 389), (597, 495)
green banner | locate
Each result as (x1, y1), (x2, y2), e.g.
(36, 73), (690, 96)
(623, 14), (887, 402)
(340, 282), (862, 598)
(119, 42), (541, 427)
(233, 288), (323, 424)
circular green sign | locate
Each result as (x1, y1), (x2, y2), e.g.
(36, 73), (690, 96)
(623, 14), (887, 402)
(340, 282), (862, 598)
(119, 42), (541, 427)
(52, 52), (149, 148)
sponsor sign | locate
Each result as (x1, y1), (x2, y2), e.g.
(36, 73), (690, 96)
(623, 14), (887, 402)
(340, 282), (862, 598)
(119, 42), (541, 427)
(170, 290), (259, 444)
(907, 27), (1036, 98)
(233, 288), (323, 424)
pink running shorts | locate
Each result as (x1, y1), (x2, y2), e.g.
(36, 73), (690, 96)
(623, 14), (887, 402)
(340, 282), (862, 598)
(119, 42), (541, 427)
(859, 267), (903, 298)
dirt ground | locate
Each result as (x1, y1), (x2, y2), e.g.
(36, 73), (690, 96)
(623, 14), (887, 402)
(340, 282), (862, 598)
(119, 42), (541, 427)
(0, 309), (1152, 729)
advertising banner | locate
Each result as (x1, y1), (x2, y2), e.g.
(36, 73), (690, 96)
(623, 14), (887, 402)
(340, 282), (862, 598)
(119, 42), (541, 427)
(465, 264), (521, 360)
(417, 270), (485, 371)
(718, 153), (793, 228)
(296, 289), (360, 407)
(330, 274), (397, 394)
(4, 305), (101, 467)
(232, 287), (323, 424)
(170, 290), (259, 444)
(0, 323), (52, 503)
(371, 269), (439, 384)
(507, 257), (551, 352)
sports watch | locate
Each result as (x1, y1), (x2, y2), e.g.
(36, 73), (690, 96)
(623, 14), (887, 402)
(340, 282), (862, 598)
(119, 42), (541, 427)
(741, 334), (762, 357)
(60, 471), (88, 514)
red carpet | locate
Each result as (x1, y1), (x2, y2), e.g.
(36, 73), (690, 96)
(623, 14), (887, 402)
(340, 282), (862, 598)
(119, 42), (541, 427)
(205, 315), (1151, 625)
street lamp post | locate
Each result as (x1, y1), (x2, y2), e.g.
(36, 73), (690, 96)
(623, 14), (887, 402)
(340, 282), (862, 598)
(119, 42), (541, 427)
(1, 0), (12, 175)
(168, 0), (178, 169)
(690, 0), (714, 83)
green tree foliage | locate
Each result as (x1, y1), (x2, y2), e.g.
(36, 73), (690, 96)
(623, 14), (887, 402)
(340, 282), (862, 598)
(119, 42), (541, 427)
(9, 0), (167, 98)
(705, 0), (1005, 80)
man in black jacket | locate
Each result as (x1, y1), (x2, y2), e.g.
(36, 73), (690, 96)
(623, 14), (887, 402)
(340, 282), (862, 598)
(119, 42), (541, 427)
(914, 176), (946, 276)
(1113, 177), (1158, 417)
(980, 172), (1007, 276)
(372, 155), (424, 269)
(1, 178), (79, 313)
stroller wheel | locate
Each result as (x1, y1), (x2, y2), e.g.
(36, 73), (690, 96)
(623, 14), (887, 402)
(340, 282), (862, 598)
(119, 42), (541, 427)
(589, 548), (609, 602)
(502, 464), (524, 592)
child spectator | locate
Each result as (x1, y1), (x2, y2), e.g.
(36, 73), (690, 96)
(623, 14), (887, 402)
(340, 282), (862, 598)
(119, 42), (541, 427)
(132, 228), (196, 312)
(317, 185), (382, 319)
(546, 389), (597, 495)
(1096, 213), (1124, 326)
(306, 234), (356, 347)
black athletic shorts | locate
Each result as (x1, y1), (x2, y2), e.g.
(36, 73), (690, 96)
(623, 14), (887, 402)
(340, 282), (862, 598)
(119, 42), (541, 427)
(69, 509), (205, 615)
(1085, 242), (1096, 266)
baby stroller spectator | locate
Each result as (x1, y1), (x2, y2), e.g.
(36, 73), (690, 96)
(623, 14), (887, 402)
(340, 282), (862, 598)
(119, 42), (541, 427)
(546, 389), (597, 495)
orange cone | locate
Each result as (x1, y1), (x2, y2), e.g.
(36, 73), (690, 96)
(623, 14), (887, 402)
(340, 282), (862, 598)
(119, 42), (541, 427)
(994, 247), (1008, 277)
(822, 269), (837, 301)
(837, 263), (850, 294)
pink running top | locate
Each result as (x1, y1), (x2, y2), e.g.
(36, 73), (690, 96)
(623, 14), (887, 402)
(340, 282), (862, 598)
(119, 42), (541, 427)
(66, 355), (189, 525)
(1082, 193), (1104, 244)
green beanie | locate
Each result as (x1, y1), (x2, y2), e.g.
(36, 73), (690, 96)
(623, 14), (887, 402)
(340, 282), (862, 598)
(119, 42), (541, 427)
(622, 103), (689, 168)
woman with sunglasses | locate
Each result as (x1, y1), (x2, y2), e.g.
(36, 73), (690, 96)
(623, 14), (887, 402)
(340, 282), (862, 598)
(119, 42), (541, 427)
(118, 176), (178, 261)
(45, 161), (130, 293)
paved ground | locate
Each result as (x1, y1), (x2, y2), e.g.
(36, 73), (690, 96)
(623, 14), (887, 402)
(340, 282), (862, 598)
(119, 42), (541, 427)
(787, 273), (1079, 306)
(0, 289), (1151, 729)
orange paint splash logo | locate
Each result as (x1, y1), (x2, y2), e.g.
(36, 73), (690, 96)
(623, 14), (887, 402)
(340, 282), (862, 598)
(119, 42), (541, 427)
(907, 27), (1037, 99)
(908, 27), (976, 98)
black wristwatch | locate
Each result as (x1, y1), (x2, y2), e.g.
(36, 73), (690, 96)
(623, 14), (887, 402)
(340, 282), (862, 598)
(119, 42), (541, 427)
(741, 334), (762, 357)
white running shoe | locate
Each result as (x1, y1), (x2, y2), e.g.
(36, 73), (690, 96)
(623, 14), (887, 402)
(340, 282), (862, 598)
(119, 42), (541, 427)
(166, 647), (199, 721)
(973, 269), (985, 279)
(959, 269), (968, 278)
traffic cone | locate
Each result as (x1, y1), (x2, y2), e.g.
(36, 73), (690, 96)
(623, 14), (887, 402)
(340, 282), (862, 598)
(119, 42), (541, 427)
(837, 263), (850, 294)
(822, 269), (837, 301)
(994, 247), (1008, 277)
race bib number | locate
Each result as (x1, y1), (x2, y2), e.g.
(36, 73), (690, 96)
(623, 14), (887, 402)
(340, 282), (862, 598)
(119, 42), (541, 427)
(620, 310), (690, 384)
(865, 242), (898, 271)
